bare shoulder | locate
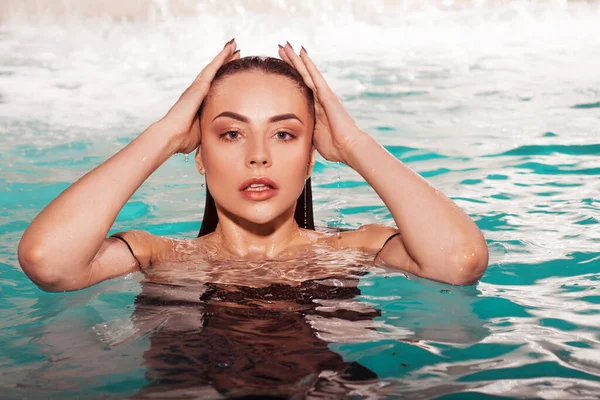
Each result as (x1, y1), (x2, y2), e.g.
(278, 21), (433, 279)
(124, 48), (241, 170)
(319, 224), (400, 252)
(111, 230), (179, 269)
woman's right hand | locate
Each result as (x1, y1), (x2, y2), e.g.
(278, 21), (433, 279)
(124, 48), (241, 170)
(159, 39), (240, 155)
(18, 40), (240, 293)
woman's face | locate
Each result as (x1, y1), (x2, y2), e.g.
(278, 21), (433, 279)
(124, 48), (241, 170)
(197, 71), (315, 227)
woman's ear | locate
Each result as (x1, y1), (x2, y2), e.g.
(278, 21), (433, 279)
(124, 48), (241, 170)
(195, 146), (205, 175)
(306, 146), (317, 180)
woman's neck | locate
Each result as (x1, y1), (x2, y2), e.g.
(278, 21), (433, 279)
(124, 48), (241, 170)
(210, 213), (305, 259)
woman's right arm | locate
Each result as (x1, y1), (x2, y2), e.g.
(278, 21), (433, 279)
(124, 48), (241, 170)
(18, 40), (239, 292)
(18, 124), (178, 292)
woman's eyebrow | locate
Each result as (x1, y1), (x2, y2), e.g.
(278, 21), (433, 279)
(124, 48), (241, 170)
(212, 111), (303, 125)
(269, 113), (304, 125)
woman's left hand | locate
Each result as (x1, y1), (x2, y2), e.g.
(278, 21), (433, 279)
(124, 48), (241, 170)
(278, 43), (367, 165)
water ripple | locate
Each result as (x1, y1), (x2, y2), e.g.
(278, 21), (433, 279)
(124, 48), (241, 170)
(487, 144), (600, 157)
(571, 101), (600, 109)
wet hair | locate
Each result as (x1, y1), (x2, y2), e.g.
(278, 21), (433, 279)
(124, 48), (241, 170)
(197, 56), (316, 237)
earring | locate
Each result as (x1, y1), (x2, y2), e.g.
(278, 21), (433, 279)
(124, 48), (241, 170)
(304, 161), (311, 228)
(198, 167), (205, 187)
(303, 179), (308, 228)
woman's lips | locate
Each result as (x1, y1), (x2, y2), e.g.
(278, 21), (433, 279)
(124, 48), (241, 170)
(238, 177), (278, 191)
(239, 177), (279, 201)
(240, 186), (278, 201)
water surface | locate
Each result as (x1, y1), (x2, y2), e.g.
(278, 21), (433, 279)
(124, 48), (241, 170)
(1, 1), (600, 398)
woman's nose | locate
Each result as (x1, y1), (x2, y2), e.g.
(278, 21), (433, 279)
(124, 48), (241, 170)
(246, 138), (272, 168)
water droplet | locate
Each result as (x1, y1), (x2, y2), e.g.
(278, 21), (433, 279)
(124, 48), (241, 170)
(440, 289), (451, 294)
(183, 154), (189, 162)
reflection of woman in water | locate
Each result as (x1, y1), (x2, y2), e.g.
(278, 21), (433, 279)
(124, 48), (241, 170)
(133, 271), (383, 398)
(18, 40), (489, 396)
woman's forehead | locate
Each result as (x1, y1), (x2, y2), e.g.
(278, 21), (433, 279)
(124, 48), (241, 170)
(206, 72), (310, 117)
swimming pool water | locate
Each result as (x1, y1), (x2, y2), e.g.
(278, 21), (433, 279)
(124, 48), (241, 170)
(1, 1), (600, 398)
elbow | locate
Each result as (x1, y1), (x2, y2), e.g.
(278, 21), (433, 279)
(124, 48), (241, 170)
(447, 238), (489, 286)
(18, 240), (66, 292)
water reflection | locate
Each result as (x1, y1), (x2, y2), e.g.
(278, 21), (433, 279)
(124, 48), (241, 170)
(132, 276), (380, 398)
(123, 247), (379, 398)
(7, 248), (494, 398)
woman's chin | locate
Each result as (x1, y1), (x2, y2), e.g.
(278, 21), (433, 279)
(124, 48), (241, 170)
(217, 199), (297, 227)
(243, 214), (282, 226)
(238, 208), (293, 227)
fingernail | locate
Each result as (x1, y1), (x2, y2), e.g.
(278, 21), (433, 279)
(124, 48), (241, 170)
(224, 38), (235, 48)
(232, 50), (240, 56)
(301, 46), (307, 54)
(286, 41), (293, 50)
(278, 44), (284, 50)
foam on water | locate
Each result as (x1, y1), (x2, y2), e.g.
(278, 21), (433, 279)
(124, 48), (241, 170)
(1, 1), (599, 138)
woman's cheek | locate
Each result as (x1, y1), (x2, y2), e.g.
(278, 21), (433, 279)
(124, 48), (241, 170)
(204, 143), (238, 173)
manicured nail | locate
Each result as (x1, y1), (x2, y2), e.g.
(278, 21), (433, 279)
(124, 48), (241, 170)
(278, 44), (284, 50)
(224, 38), (235, 48)
(232, 50), (240, 56)
(300, 46), (307, 55)
(286, 41), (293, 50)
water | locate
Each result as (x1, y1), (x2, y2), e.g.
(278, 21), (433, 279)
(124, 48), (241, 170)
(1, 0), (600, 398)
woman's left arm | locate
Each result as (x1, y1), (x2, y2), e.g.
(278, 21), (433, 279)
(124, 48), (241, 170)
(344, 131), (488, 285)
(280, 43), (488, 285)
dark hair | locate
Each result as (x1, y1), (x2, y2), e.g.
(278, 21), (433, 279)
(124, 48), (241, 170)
(197, 56), (316, 237)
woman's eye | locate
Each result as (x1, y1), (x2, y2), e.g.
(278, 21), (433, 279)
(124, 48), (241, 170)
(275, 131), (295, 141)
(220, 131), (240, 141)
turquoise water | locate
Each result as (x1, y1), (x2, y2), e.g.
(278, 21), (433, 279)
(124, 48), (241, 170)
(2, 1), (600, 398)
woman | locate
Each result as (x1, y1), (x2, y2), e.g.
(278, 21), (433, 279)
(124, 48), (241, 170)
(17, 39), (488, 292)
